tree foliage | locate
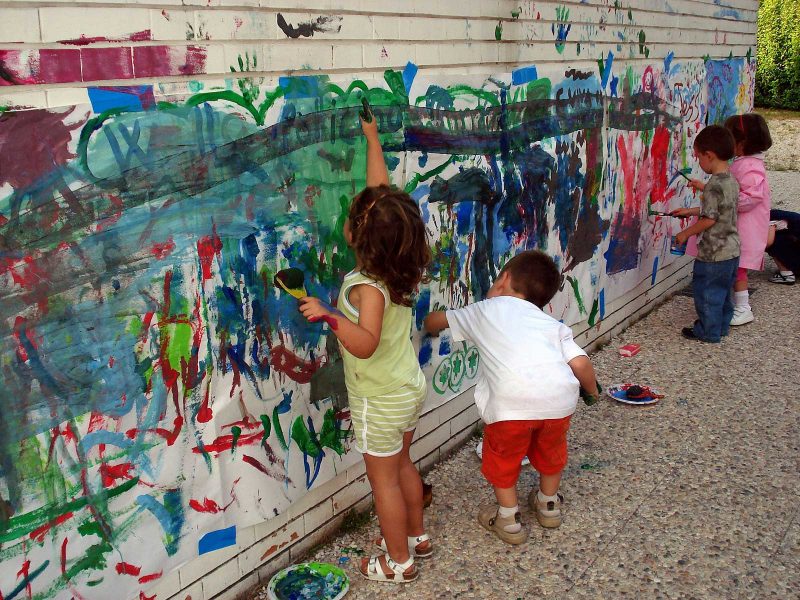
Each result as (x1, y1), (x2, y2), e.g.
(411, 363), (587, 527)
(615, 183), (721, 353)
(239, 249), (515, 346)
(757, 0), (800, 109)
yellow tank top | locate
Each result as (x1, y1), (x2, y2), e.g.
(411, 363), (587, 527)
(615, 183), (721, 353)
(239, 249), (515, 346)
(337, 270), (421, 396)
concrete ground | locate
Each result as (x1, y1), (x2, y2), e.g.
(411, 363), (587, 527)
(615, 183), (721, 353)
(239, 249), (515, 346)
(250, 171), (800, 599)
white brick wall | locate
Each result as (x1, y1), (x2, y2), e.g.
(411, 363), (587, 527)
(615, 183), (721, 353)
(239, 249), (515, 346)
(0, 2), (756, 599)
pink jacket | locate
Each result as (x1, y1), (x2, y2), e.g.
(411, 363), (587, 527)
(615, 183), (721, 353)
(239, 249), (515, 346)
(730, 154), (771, 270)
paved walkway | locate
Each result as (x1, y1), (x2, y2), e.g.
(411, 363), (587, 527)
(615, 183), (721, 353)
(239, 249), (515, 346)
(250, 172), (800, 600)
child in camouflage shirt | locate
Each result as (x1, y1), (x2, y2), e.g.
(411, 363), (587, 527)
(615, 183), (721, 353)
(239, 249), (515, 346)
(672, 124), (741, 343)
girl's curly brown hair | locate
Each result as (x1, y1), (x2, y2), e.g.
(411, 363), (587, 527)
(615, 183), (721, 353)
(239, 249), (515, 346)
(348, 185), (431, 306)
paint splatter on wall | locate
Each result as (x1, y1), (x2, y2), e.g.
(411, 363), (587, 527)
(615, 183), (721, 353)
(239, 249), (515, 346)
(0, 55), (753, 599)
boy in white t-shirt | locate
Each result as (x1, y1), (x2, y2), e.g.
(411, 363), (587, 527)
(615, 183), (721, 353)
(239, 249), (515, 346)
(424, 250), (599, 544)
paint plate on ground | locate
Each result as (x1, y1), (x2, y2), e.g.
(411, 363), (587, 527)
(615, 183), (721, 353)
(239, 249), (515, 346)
(476, 440), (530, 466)
(267, 562), (349, 600)
(607, 384), (663, 406)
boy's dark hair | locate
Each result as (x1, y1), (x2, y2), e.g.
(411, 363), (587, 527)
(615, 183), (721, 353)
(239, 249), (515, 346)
(693, 124), (735, 161)
(723, 113), (773, 155)
(349, 184), (431, 306)
(500, 250), (560, 308)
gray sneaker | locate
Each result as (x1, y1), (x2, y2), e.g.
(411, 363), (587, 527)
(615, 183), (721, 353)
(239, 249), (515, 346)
(770, 271), (795, 285)
(477, 504), (528, 545)
(529, 490), (564, 528)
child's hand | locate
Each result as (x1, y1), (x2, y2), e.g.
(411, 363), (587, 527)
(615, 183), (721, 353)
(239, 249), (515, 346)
(360, 114), (379, 140)
(688, 178), (705, 192)
(299, 296), (333, 323)
(675, 230), (689, 245)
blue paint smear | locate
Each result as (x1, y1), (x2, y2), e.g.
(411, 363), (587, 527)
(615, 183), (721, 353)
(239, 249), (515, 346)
(664, 52), (674, 74)
(88, 86), (154, 113)
(511, 65), (538, 85)
(402, 61), (418, 95)
(418, 338), (432, 366)
(415, 289), (431, 330)
(438, 336), (451, 356)
(199, 525), (237, 555)
(279, 75), (325, 99)
(79, 431), (134, 455)
(456, 202), (474, 236)
(714, 8), (741, 19)
(4, 560), (49, 600)
(610, 76), (619, 97)
(599, 289), (605, 319)
(651, 256), (659, 286)
(600, 52), (615, 89)
(136, 490), (185, 555)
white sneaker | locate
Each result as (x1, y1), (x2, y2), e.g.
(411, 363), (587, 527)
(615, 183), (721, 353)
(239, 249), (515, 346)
(730, 306), (754, 326)
(769, 271), (795, 285)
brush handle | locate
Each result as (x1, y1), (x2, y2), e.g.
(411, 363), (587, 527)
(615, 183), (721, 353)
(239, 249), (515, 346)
(649, 211), (682, 218)
(676, 171), (692, 181)
(275, 277), (306, 299)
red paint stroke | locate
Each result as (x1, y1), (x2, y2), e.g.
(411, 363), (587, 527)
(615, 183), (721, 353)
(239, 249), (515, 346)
(242, 454), (283, 480)
(138, 571), (162, 584)
(193, 430), (263, 455)
(115, 562), (142, 576)
(139, 592), (156, 600)
(197, 228), (222, 281)
(17, 560), (32, 598)
(189, 498), (224, 513)
(196, 386), (213, 423)
(100, 462), (135, 488)
(61, 538), (68, 575)
(309, 315), (339, 330)
(81, 47), (134, 82)
(222, 416), (261, 430)
(270, 345), (322, 384)
(151, 238), (176, 260)
(151, 415), (184, 446)
(29, 512), (73, 543)
(0, 49), (81, 85)
(60, 30), (153, 46)
(133, 45), (207, 78)
(648, 125), (675, 206)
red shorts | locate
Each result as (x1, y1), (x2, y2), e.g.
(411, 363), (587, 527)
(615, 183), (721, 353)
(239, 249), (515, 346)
(480, 416), (571, 489)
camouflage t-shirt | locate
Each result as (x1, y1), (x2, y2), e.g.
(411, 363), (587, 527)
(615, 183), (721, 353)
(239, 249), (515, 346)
(697, 172), (740, 262)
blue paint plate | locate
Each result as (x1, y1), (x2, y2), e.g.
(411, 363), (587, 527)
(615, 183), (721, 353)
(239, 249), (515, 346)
(267, 562), (349, 600)
(607, 384), (662, 405)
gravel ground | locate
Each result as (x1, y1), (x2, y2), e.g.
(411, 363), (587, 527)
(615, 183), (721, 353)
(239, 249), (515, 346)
(762, 112), (800, 172)
(248, 145), (800, 599)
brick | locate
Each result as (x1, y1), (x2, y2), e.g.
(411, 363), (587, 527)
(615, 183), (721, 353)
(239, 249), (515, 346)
(45, 88), (89, 109)
(133, 45), (208, 78)
(238, 517), (304, 575)
(39, 7), (151, 43)
(200, 558), (240, 599)
(450, 403), (480, 434)
(254, 548), (292, 588)
(142, 568), (181, 599)
(410, 422), (448, 462)
(179, 542), (239, 588)
(289, 516), (342, 562)
(197, 10), (277, 41)
(345, 460), (366, 484)
(332, 43), (363, 69)
(331, 473), (371, 514)
(415, 410), (440, 438)
(267, 42), (334, 72)
(302, 498), (334, 533)
(81, 47), (134, 82)
(150, 8), (194, 41)
(168, 579), (203, 600)
(413, 44), (440, 67)
(252, 510), (288, 541)
(0, 8), (40, 43)
(371, 15), (399, 39)
(363, 42), (414, 68)
(416, 447), (440, 473)
(285, 469), (347, 523)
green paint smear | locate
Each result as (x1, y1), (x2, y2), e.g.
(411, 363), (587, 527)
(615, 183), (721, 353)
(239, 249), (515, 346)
(588, 298), (599, 326)
(0, 478), (139, 543)
(495, 22), (503, 41)
(231, 425), (242, 453)
(566, 276), (586, 315)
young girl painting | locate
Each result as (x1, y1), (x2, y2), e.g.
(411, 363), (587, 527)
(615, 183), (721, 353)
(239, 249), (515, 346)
(723, 113), (773, 325)
(299, 114), (432, 583)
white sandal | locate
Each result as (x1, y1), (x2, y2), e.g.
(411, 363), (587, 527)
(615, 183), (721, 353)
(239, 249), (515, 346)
(374, 533), (433, 558)
(360, 554), (418, 583)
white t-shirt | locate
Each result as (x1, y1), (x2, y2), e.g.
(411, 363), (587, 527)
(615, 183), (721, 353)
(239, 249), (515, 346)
(446, 296), (586, 424)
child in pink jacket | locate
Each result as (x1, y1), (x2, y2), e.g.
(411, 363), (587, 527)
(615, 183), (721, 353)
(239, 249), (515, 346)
(723, 113), (773, 326)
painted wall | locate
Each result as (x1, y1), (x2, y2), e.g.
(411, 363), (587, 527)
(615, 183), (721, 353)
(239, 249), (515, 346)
(0, 1), (757, 599)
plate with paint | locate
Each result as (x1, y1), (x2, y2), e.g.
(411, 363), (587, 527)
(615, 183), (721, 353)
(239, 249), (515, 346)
(267, 562), (349, 600)
(607, 383), (664, 405)
(476, 439), (531, 466)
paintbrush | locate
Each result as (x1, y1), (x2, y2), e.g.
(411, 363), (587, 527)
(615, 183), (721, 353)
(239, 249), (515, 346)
(675, 169), (692, 182)
(359, 97), (373, 123)
(274, 268), (307, 299)
(648, 210), (683, 218)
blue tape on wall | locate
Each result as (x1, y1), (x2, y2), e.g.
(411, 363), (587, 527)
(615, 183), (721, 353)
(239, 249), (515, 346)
(198, 526), (237, 555)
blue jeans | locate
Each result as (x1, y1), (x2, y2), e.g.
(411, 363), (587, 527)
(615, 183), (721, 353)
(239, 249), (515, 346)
(692, 257), (739, 342)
